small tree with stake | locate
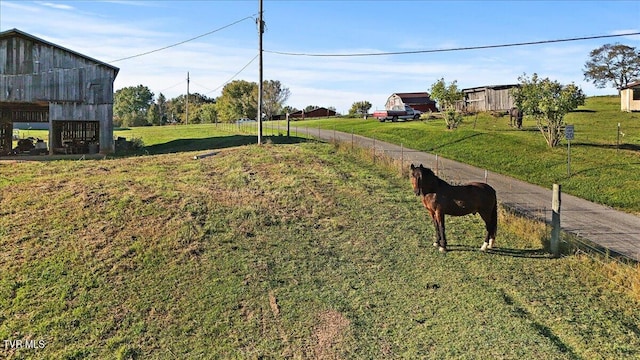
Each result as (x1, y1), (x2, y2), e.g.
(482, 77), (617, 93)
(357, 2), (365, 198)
(511, 73), (585, 147)
(429, 78), (464, 129)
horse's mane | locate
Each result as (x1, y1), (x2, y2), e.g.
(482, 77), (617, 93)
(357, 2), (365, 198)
(418, 166), (449, 192)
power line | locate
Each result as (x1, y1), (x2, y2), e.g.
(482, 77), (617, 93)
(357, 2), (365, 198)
(109, 14), (256, 63)
(159, 79), (186, 93)
(191, 81), (214, 93)
(265, 32), (640, 57)
(207, 54), (259, 95)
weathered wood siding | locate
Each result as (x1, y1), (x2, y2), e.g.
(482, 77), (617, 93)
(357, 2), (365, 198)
(0, 30), (118, 153)
(0, 36), (114, 104)
(457, 85), (518, 113)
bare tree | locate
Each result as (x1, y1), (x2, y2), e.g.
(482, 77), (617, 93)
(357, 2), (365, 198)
(262, 80), (290, 120)
(584, 43), (640, 91)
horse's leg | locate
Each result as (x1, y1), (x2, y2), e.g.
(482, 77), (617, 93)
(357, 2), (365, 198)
(428, 210), (440, 248)
(436, 210), (447, 253)
(431, 216), (440, 248)
(479, 202), (498, 251)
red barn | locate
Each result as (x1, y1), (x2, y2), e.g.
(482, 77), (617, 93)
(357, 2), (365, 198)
(385, 92), (437, 112)
(289, 107), (337, 119)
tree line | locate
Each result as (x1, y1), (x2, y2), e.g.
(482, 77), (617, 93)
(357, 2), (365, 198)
(115, 42), (639, 148)
(115, 80), (302, 127)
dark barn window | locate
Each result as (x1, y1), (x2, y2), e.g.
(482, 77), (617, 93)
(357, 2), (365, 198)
(52, 121), (99, 154)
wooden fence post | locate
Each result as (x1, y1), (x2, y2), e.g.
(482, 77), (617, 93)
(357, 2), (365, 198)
(400, 143), (404, 175)
(551, 184), (561, 257)
(373, 136), (376, 163)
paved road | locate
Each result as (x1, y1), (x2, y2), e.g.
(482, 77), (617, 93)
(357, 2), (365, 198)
(291, 126), (640, 261)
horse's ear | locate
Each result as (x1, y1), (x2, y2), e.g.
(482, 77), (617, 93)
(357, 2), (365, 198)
(419, 164), (424, 169)
(410, 164), (415, 170)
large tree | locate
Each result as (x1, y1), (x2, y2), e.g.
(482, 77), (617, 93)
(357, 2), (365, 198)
(262, 80), (291, 120)
(583, 43), (640, 91)
(512, 73), (585, 147)
(349, 101), (372, 116)
(114, 85), (154, 127)
(429, 78), (464, 129)
(197, 103), (218, 124)
(166, 93), (215, 124)
(147, 103), (160, 126)
(215, 80), (258, 122)
(155, 93), (168, 125)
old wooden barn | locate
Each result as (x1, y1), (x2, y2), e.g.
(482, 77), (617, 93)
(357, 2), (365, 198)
(0, 28), (119, 156)
(456, 84), (519, 113)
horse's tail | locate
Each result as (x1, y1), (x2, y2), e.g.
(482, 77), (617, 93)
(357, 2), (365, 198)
(489, 198), (498, 238)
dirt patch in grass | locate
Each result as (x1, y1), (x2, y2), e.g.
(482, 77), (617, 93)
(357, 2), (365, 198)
(313, 310), (351, 359)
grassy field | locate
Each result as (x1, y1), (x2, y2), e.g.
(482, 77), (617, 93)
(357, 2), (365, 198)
(287, 96), (640, 214)
(1, 130), (640, 358)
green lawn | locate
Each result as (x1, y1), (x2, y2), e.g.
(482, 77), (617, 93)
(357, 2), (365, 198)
(1, 135), (639, 358)
(287, 96), (640, 214)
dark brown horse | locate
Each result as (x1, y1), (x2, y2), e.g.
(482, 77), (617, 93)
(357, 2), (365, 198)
(410, 164), (497, 253)
(509, 107), (523, 129)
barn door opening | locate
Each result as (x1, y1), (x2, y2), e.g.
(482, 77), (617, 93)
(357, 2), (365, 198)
(0, 103), (50, 156)
(52, 121), (100, 154)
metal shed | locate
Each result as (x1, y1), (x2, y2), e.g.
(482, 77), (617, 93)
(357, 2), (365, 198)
(0, 28), (119, 156)
(620, 80), (640, 112)
(457, 84), (519, 113)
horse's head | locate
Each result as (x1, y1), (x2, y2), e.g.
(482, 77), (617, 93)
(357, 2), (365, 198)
(410, 164), (424, 196)
(410, 164), (438, 196)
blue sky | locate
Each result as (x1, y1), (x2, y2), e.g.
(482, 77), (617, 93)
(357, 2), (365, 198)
(1, 0), (639, 113)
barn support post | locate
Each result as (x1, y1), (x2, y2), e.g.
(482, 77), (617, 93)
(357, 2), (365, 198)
(551, 184), (561, 257)
(48, 105), (54, 155)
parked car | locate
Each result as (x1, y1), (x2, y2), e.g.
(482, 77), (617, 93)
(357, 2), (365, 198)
(236, 118), (256, 124)
(372, 105), (422, 122)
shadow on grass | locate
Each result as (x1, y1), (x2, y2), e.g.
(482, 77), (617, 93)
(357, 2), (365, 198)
(426, 133), (483, 152)
(442, 244), (553, 258)
(573, 142), (640, 152)
(118, 134), (310, 156)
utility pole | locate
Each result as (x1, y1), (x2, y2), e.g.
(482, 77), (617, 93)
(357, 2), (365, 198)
(186, 72), (190, 125)
(257, 0), (264, 144)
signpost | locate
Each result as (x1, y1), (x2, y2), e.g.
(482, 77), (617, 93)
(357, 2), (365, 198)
(565, 125), (574, 176)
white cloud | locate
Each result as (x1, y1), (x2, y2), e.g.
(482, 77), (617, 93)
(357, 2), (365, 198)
(2, 0), (627, 114)
(35, 1), (74, 11)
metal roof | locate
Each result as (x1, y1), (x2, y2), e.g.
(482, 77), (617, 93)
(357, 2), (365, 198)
(620, 80), (640, 90)
(0, 28), (120, 76)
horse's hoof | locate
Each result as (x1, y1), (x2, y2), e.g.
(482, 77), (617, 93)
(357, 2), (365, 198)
(438, 247), (447, 253)
(433, 242), (439, 248)
(488, 239), (495, 249)
(480, 242), (489, 251)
